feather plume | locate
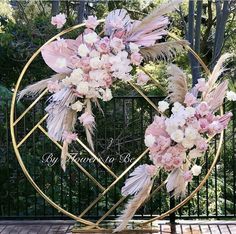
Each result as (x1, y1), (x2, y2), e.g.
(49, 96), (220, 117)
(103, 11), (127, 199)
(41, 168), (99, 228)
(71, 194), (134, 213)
(167, 64), (188, 103)
(114, 180), (153, 232)
(18, 74), (66, 100)
(203, 53), (233, 99)
(140, 40), (188, 61)
(206, 80), (228, 112)
(61, 141), (69, 172)
(125, 0), (182, 46)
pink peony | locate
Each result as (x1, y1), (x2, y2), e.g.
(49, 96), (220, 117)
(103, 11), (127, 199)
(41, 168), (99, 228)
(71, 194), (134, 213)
(62, 131), (77, 144)
(79, 112), (95, 126)
(184, 93), (197, 106)
(130, 52), (143, 65)
(84, 16), (99, 29)
(136, 72), (149, 85)
(51, 13), (66, 29)
(183, 170), (193, 182)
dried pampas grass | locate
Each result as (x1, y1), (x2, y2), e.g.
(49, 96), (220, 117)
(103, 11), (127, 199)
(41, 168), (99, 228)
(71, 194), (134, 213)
(167, 64), (188, 103)
(140, 40), (188, 61)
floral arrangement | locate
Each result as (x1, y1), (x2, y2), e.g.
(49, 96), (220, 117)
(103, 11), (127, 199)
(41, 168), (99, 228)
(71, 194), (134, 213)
(18, 0), (187, 171)
(115, 54), (235, 232)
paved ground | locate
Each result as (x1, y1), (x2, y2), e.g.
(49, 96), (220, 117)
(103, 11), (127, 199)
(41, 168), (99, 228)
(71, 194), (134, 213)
(0, 220), (235, 234)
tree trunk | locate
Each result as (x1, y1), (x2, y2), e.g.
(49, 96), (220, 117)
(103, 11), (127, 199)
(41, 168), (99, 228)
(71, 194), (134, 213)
(51, 0), (60, 16)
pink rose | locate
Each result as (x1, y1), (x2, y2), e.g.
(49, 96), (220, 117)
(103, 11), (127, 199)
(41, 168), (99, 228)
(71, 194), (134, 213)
(130, 52), (143, 65)
(149, 136), (171, 154)
(51, 13), (66, 29)
(136, 72), (149, 85)
(197, 102), (210, 116)
(172, 156), (183, 168)
(161, 153), (173, 167)
(195, 78), (208, 92)
(110, 37), (125, 52)
(184, 93), (197, 106)
(183, 170), (193, 182)
(96, 37), (110, 53)
(196, 139), (208, 152)
(62, 131), (77, 144)
(79, 112), (95, 126)
(84, 15), (99, 30)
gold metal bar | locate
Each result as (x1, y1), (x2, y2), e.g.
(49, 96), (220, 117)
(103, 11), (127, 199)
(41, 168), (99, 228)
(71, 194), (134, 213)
(78, 148), (149, 218)
(16, 114), (49, 148)
(128, 81), (161, 114)
(13, 89), (48, 126)
(37, 125), (106, 191)
(139, 66), (166, 93)
(96, 196), (127, 225)
(76, 138), (118, 179)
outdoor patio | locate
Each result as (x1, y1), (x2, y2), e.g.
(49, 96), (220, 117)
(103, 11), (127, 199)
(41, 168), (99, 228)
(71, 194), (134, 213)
(0, 220), (236, 234)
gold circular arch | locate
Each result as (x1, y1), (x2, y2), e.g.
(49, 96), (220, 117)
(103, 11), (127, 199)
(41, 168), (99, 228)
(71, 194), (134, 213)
(10, 20), (224, 231)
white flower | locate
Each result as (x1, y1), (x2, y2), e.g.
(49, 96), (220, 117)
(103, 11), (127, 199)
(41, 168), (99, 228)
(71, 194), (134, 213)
(129, 42), (140, 53)
(76, 82), (89, 95)
(55, 58), (67, 68)
(226, 91), (236, 101)
(165, 118), (178, 135)
(78, 44), (90, 57)
(102, 88), (113, 101)
(90, 49), (100, 58)
(144, 134), (156, 147)
(71, 100), (83, 112)
(172, 102), (184, 113)
(83, 32), (98, 44)
(182, 138), (194, 149)
(191, 164), (202, 176)
(158, 101), (169, 112)
(185, 107), (196, 119)
(62, 76), (72, 86)
(189, 149), (202, 159)
(185, 127), (199, 141)
(90, 57), (101, 69)
(170, 129), (184, 143)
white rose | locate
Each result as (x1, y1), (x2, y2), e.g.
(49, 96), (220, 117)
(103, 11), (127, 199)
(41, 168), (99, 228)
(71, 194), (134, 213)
(158, 101), (169, 112)
(144, 134), (156, 147)
(165, 118), (178, 134)
(55, 58), (67, 68)
(129, 42), (140, 53)
(84, 32), (98, 44)
(226, 91), (236, 101)
(76, 82), (89, 95)
(70, 68), (84, 85)
(171, 129), (184, 143)
(71, 100), (83, 112)
(102, 88), (113, 101)
(189, 149), (202, 159)
(185, 127), (199, 140)
(185, 107), (196, 119)
(191, 164), (202, 176)
(182, 138), (194, 149)
(78, 44), (90, 57)
(172, 102), (184, 113)
(90, 57), (101, 69)
(90, 49), (100, 58)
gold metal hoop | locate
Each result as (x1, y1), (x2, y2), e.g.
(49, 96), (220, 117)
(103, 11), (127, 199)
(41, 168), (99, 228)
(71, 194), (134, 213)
(10, 20), (223, 231)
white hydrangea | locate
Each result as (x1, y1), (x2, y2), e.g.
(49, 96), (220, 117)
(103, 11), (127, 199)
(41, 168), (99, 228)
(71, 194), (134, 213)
(191, 164), (202, 176)
(71, 100), (83, 112)
(172, 102), (184, 113)
(83, 32), (98, 44)
(158, 101), (169, 112)
(165, 118), (178, 135)
(226, 91), (236, 101)
(76, 82), (89, 94)
(170, 129), (184, 143)
(78, 44), (90, 57)
(184, 106), (196, 119)
(144, 134), (156, 147)
(185, 127), (199, 141)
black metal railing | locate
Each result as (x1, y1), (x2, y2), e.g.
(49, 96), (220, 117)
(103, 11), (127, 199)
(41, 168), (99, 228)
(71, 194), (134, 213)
(0, 96), (235, 220)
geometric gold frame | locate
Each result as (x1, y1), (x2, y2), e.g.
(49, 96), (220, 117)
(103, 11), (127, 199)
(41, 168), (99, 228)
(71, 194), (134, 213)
(10, 20), (224, 231)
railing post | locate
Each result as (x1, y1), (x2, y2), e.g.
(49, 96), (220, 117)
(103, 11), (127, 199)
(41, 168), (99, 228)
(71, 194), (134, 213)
(169, 192), (176, 233)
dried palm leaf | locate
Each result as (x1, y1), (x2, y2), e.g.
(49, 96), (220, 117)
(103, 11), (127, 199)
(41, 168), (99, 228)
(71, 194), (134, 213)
(18, 73), (66, 100)
(140, 40), (188, 61)
(114, 180), (153, 233)
(167, 64), (188, 103)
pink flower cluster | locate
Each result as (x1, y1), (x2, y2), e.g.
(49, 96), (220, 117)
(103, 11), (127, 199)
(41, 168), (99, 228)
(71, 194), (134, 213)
(145, 84), (232, 184)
